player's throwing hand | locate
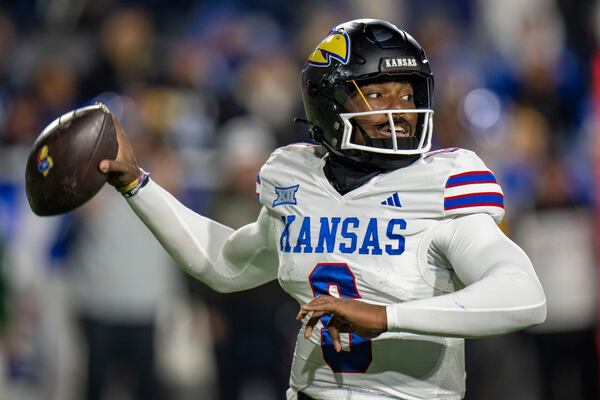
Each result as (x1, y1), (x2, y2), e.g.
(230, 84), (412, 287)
(98, 114), (140, 189)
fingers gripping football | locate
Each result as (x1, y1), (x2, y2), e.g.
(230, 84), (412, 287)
(99, 114), (141, 189)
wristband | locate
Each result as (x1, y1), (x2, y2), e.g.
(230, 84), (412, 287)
(119, 169), (150, 198)
(118, 177), (139, 193)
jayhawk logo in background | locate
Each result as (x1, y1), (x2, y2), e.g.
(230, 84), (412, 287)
(307, 30), (350, 67)
(37, 145), (54, 177)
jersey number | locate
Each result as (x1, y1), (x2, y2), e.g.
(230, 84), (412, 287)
(308, 263), (372, 373)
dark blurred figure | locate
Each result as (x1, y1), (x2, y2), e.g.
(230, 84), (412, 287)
(82, 7), (156, 98)
(514, 156), (598, 400)
(0, 234), (6, 337)
(0, 230), (15, 391)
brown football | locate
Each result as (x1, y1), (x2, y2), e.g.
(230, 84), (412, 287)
(25, 103), (117, 216)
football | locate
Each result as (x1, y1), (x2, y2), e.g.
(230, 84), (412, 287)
(25, 103), (117, 216)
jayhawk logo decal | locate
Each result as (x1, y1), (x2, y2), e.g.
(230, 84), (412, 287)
(307, 30), (350, 67)
(36, 145), (54, 177)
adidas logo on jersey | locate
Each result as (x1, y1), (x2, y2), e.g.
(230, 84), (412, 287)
(381, 192), (402, 208)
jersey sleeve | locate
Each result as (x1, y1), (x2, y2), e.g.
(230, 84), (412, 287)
(126, 179), (279, 292)
(442, 150), (505, 224)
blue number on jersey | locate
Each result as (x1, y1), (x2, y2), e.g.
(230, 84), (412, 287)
(308, 263), (372, 373)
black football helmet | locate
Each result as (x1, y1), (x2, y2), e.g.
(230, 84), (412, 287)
(301, 19), (434, 169)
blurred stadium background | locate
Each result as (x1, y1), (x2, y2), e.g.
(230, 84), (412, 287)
(0, 0), (598, 399)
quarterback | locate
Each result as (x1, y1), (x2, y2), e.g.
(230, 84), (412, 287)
(100, 19), (546, 400)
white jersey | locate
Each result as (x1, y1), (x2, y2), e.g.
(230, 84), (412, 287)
(256, 144), (504, 400)
(126, 144), (545, 400)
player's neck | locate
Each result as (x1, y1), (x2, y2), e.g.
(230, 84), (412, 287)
(323, 154), (385, 195)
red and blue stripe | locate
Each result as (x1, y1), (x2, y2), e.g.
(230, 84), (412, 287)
(256, 173), (261, 200)
(445, 171), (497, 188)
(444, 192), (504, 210)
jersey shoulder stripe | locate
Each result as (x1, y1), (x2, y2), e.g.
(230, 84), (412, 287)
(444, 191), (504, 210)
(256, 172), (262, 200)
(438, 149), (505, 224)
(445, 170), (497, 188)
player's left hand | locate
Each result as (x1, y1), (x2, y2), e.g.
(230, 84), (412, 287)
(297, 296), (387, 352)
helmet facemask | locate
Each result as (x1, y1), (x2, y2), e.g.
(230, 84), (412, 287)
(332, 77), (434, 156)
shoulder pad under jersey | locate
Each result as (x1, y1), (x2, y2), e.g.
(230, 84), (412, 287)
(256, 143), (325, 209)
(424, 148), (505, 224)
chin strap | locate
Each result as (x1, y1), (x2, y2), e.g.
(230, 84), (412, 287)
(353, 121), (374, 148)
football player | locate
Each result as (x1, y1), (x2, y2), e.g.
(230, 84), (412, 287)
(100, 19), (546, 400)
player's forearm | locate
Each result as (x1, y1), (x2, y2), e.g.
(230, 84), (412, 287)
(386, 266), (546, 337)
(126, 180), (275, 292)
